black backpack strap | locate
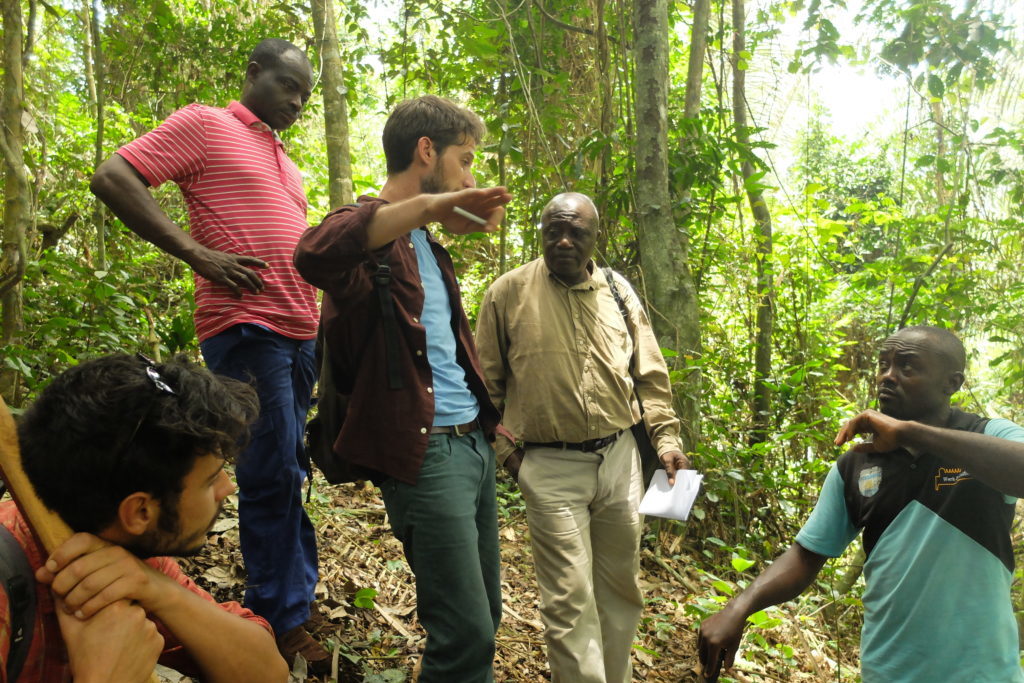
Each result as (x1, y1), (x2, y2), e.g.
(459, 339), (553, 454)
(603, 268), (634, 359)
(373, 254), (403, 390)
(0, 524), (35, 682)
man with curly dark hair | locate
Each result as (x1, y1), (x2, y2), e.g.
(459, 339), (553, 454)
(0, 354), (288, 683)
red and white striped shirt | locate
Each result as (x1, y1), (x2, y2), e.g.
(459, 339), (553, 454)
(118, 101), (319, 341)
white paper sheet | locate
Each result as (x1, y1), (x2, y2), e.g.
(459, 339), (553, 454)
(638, 469), (703, 521)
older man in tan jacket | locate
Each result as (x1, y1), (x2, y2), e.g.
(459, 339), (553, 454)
(476, 192), (689, 683)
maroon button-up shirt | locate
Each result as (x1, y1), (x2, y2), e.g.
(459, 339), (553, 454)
(293, 197), (499, 485)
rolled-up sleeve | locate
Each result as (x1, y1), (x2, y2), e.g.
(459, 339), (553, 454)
(293, 198), (385, 295)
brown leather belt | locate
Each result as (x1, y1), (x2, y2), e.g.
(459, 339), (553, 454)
(429, 419), (480, 437)
(523, 429), (623, 453)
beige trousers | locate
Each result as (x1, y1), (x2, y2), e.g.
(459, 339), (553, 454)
(518, 430), (645, 683)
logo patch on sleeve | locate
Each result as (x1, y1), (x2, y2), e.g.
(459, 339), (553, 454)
(858, 466), (882, 497)
(935, 467), (971, 491)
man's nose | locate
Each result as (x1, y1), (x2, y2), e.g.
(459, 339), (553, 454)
(217, 471), (237, 500)
(463, 171), (476, 189)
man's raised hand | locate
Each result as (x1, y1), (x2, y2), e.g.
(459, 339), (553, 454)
(36, 532), (165, 619)
(834, 409), (907, 454)
(428, 187), (511, 235)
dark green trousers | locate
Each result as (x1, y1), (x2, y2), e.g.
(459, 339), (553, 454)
(380, 429), (501, 683)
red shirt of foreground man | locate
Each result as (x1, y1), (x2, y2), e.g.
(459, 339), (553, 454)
(0, 501), (269, 682)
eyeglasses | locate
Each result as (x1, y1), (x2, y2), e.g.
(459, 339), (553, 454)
(116, 355), (177, 465)
(136, 353), (177, 396)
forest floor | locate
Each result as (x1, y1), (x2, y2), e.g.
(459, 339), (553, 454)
(173, 469), (863, 683)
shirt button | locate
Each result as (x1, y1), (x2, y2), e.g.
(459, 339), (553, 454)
(590, 426), (597, 431)
(416, 350), (424, 356)
(409, 243), (415, 249)
(427, 387), (433, 394)
(413, 317), (419, 323)
(420, 427), (428, 434)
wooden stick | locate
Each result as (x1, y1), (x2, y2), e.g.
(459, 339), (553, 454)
(0, 396), (161, 683)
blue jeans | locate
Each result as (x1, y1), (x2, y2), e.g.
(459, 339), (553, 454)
(201, 323), (318, 634)
(380, 429), (501, 683)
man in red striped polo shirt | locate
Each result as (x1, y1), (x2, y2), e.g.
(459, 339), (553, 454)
(90, 38), (327, 671)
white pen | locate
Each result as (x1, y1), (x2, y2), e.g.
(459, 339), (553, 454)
(453, 206), (488, 225)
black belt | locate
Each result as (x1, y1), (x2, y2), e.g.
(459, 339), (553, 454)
(523, 429), (623, 453)
(430, 419), (480, 436)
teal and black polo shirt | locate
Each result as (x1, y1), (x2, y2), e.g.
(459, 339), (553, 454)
(796, 409), (1024, 682)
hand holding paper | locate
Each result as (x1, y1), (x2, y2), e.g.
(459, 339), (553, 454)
(638, 469), (703, 521)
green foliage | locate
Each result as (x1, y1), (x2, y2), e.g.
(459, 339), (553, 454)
(7, 1), (1024, 674)
(353, 587), (378, 609)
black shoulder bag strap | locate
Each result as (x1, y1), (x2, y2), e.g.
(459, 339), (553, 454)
(603, 268), (634, 362)
(603, 268), (662, 486)
(373, 252), (403, 390)
(0, 524), (35, 682)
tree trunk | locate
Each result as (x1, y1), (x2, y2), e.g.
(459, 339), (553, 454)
(1, 0), (30, 403)
(633, 0), (701, 453)
(731, 0), (774, 445)
(679, 0), (710, 219)
(311, 0), (354, 209)
(86, 0), (107, 269)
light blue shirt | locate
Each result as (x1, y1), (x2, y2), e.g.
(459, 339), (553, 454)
(796, 419), (1024, 682)
(410, 228), (479, 426)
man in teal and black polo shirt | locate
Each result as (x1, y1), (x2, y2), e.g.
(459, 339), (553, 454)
(697, 325), (1024, 683)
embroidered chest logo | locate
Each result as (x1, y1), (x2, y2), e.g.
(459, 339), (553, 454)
(934, 467), (972, 491)
(858, 466), (882, 498)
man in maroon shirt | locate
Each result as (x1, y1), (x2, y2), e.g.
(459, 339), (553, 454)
(294, 96), (510, 682)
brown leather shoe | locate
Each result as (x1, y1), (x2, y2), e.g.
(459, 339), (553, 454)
(276, 625), (331, 676)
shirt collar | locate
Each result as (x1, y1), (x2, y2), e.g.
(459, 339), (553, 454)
(545, 259), (597, 291)
(228, 101), (282, 142)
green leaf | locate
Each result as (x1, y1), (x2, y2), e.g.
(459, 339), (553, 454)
(731, 556), (756, 572)
(353, 587), (378, 609)
(928, 74), (945, 99)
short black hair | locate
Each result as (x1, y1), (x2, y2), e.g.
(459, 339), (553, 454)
(382, 96), (485, 174)
(18, 354), (258, 534)
(248, 38), (309, 70)
(897, 325), (967, 373)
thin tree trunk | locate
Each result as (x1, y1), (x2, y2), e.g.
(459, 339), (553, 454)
(731, 0), (773, 445)
(596, 0), (613, 234)
(86, 0), (107, 269)
(633, 0), (701, 453)
(1, 0), (31, 404)
(498, 73), (508, 274)
(679, 0), (710, 220)
(312, 0), (354, 209)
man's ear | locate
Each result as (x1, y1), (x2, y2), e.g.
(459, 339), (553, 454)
(415, 136), (434, 167)
(945, 370), (965, 396)
(116, 492), (158, 536)
(244, 61), (262, 84)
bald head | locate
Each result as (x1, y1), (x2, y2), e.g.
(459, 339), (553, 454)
(541, 193), (599, 230)
(892, 325), (966, 374)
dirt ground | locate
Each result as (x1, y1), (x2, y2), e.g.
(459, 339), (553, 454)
(172, 468), (861, 683)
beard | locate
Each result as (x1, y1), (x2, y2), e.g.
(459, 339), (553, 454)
(420, 162), (446, 195)
(123, 504), (222, 559)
